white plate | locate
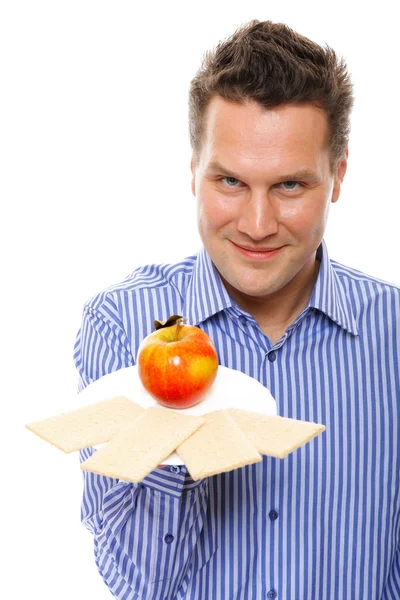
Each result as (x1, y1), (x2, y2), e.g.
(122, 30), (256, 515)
(79, 365), (277, 465)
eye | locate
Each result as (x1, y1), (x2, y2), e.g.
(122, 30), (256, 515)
(279, 181), (303, 190)
(221, 176), (242, 187)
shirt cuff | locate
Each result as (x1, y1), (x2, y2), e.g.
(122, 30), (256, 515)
(140, 465), (205, 498)
(80, 447), (205, 498)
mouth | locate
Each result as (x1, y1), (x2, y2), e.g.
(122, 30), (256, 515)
(230, 242), (284, 261)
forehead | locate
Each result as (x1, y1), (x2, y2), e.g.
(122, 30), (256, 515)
(199, 96), (330, 172)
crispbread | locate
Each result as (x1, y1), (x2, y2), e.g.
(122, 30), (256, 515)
(227, 408), (326, 458)
(25, 396), (144, 453)
(176, 410), (262, 481)
(80, 407), (205, 483)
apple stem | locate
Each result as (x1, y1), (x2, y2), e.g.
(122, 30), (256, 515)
(175, 318), (183, 341)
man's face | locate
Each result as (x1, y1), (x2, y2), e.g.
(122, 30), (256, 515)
(191, 96), (347, 304)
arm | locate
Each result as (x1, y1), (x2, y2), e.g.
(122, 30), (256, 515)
(74, 302), (134, 532)
(74, 300), (213, 599)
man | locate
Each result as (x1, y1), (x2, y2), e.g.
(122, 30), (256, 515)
(74, 20), (400, 600)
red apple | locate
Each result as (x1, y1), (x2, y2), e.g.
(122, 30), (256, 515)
(137, 316), (218, 409)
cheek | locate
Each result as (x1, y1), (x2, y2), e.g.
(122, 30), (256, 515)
(281, 194), (331, 238)
(197, 189), (236, 233)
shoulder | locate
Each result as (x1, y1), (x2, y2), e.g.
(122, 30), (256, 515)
(332, 259), (400, 293)
(82, 254), (198, 321)
(331, 259), (400, 319)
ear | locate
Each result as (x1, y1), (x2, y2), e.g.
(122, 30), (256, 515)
(331, 148), (348, 204)
(190, 155), (196, 196)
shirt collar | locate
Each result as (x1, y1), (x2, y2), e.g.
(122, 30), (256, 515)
(183, 240), (359, 336)
(308, 240), (359, 335)
(182, 247), (234, 325)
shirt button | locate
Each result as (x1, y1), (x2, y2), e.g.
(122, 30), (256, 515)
(169, 465), (181, 474)
(267, 590), (277, 599)
(269, 510), (279, 521)
(268, 351), (277, 362)
(164, 534), (174, 544)
(238, 315), (247, 324)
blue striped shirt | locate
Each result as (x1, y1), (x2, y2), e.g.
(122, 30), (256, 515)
(73, 240), (400, 600)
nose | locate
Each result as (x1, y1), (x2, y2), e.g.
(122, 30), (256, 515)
(236, 191), (279, 240)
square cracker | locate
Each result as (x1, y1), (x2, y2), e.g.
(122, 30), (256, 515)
(227, 408), (326, 458)
(80, 407), (205, 483)
(176, 410), (262, 481)
(25, 396), (144, 453)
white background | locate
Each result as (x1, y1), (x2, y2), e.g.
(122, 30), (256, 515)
(2, 1), (399, 597)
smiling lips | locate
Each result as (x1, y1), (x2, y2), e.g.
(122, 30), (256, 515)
(230, 241), (284, 261)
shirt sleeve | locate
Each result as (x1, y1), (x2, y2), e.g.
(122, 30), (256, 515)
(88, 465), (214, 599)
(74, 302), (134, 390)
(74, 302), (135, 531)
(73, 300), (213, 599)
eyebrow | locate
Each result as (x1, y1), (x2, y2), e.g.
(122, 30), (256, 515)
(206, 160), (322, 183)
(206, 161), (243, 179)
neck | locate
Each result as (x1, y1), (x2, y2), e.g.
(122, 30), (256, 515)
(223, 258), (320, 342)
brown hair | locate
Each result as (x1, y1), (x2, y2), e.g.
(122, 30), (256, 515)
(189, 20), (354, 172)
